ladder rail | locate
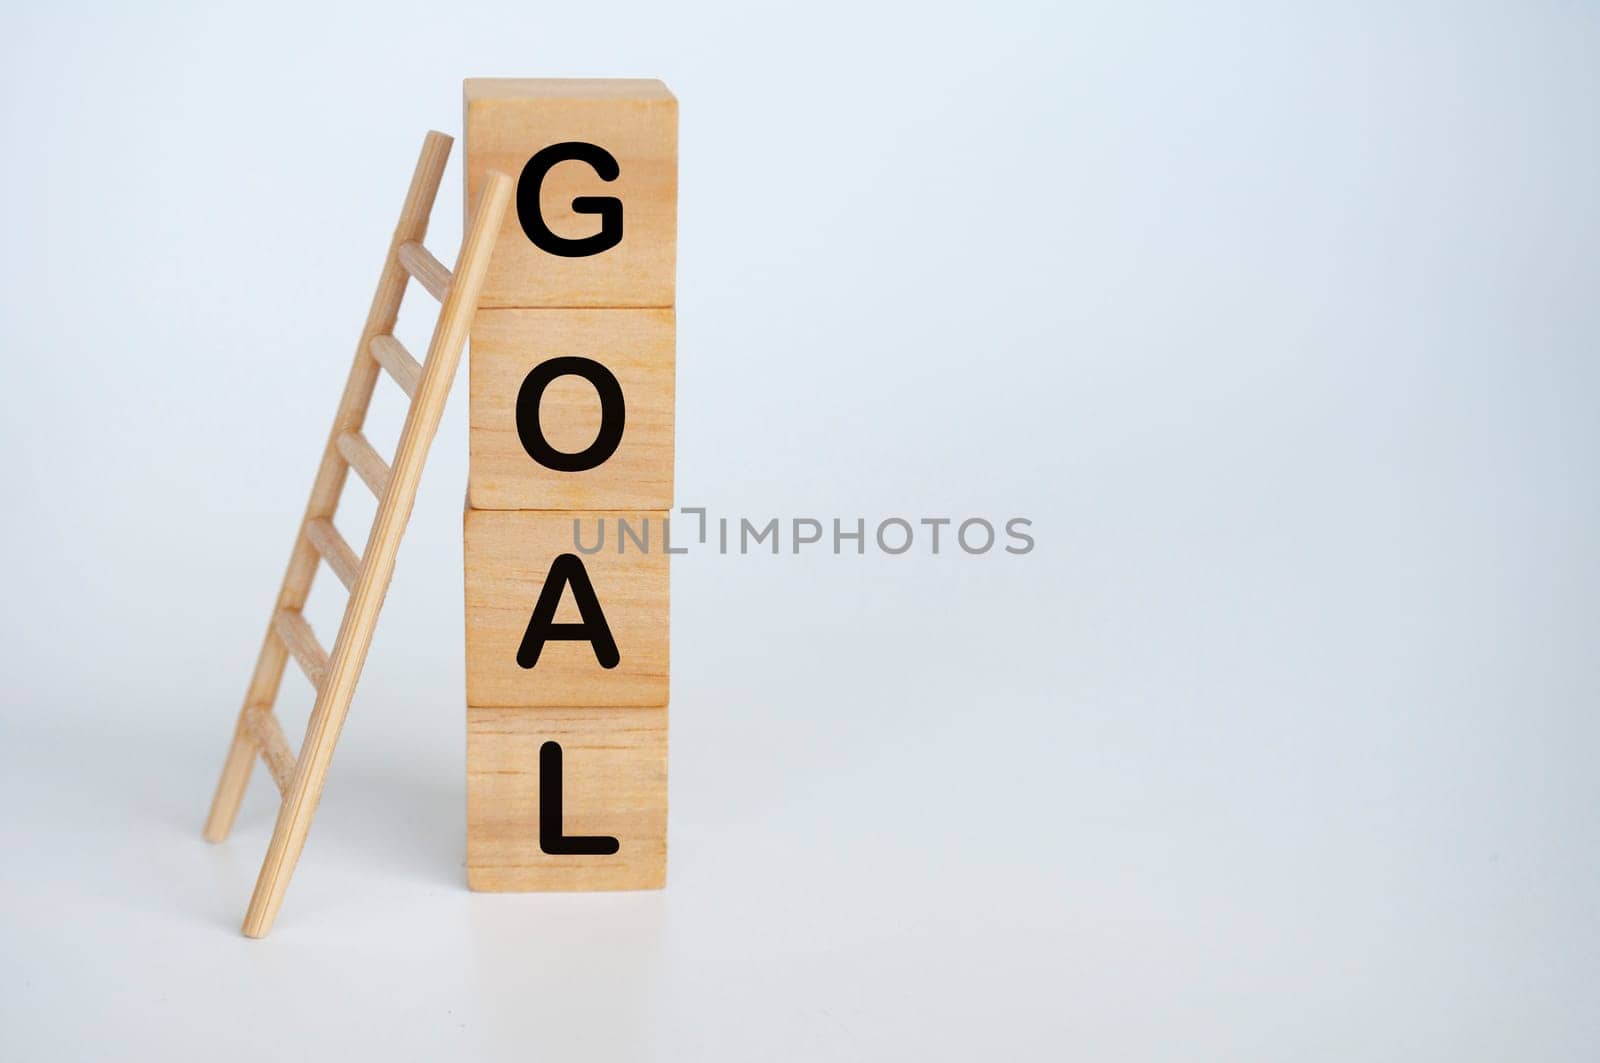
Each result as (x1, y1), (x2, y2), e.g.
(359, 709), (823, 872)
(202, 130), (514, 940)
(242, 169), (513, 939)
(203, 131), (453, 847)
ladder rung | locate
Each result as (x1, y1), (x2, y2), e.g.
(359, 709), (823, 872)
(336, 429), (391, 498)
(244, 707), (297, 796)
(369, 334), (421, 399)
(397, 240), (451, 301)
(272, 608), (329, 690)
(304, 517), (361, 591)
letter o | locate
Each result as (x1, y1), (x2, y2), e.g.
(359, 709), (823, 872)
(516, 357), (626, 472)
(876, 518), (914, 555)
(958, 518), (995, 554)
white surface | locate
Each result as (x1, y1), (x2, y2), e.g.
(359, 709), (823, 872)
(2, 2), (1598, 1060)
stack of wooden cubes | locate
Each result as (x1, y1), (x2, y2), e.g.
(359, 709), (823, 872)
(462, 79), (676, 890)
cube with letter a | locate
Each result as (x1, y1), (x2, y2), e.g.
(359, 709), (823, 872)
(463, 78), (676, 892)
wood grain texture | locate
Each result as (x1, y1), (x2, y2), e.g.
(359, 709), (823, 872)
(272, 608), (329, 690)
(469, 308), (674, 510)
(464, 507), (669, 707)
(464, 78), (677, 308)
(243, 708), (296, 796)
(369, 334), (421, 399)
(304, 517), (360, 591)
(398, 240), (452, 301)
(336, 429), (391, 498)
(467, 705), (667, 891)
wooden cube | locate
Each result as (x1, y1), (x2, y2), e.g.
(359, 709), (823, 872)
(468, 705), (667, 891)
(469, 308), (674, 510)
(465, 78), (677, 308)
(465, 507), (669, 707)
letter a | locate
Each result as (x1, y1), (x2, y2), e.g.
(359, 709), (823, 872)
(516, 553), (621, 669)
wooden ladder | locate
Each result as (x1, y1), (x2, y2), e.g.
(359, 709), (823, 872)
(203, 131), (512, 938)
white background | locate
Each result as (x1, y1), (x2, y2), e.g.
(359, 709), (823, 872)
(2, 2), (1597, 1060)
